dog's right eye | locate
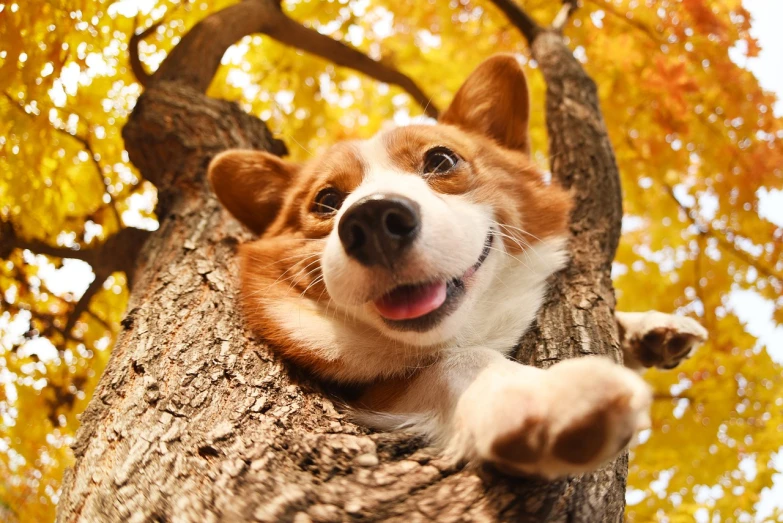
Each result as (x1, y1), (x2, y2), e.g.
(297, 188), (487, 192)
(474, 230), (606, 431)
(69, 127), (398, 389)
(423, 146), (460, 174)
(313, 188), (344, 215)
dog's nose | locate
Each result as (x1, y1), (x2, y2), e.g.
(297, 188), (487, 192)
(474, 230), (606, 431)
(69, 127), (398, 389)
(338, 194), (420, 268)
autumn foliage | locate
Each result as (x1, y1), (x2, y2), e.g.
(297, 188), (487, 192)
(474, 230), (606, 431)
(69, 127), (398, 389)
(1, 0), (782, 521)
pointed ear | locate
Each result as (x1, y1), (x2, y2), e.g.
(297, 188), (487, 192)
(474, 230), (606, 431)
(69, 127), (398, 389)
(440, 54), (531, 154)
(207, 150), (296, 235)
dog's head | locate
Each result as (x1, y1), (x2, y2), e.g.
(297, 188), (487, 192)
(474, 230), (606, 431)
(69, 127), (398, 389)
(209, 55), (573, 382)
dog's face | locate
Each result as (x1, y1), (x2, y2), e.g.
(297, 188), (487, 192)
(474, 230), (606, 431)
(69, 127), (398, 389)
(209, 55), (572, 382)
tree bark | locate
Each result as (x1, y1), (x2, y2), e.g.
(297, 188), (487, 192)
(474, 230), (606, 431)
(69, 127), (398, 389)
(57, 10), (627, 523)
(512, 31), (627, 520)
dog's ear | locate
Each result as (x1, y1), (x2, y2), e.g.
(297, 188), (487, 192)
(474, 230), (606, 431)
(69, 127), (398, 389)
(208, 150), (297, 235)
(440, 54), (531, 154)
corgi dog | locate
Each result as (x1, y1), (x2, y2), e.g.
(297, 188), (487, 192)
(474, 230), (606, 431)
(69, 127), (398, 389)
(207, 54), (707, 479)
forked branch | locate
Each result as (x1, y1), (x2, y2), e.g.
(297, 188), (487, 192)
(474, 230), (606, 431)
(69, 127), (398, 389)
(129, 1), (196, 87)
(134, 0), (438, 117)
(1, 220), (147, 348)
(129, 16), (162, 88)
(487, 0), (579, 43)
(62, 271), (111, 338)
(0, 266), (114, 352)
(0, 220), (151, 286)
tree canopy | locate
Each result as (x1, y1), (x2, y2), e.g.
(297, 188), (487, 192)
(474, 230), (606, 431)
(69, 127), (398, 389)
(1, 0), (781, 521)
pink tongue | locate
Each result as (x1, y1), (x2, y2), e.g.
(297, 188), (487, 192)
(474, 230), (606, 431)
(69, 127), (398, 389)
(375, 281), (448, 320)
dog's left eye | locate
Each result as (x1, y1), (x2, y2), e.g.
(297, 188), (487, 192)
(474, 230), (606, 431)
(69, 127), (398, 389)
(423, 147), (459, 174)
(313, 187), (344, 215)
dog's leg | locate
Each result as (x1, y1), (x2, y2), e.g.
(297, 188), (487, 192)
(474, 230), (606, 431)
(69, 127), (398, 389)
(616, 311), (708, 371)
(355, 348), (652, 479)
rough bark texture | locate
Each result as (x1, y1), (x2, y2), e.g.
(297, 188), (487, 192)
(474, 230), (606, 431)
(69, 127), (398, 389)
(512, 31), (627, 520)
(57, 13), (627, 523)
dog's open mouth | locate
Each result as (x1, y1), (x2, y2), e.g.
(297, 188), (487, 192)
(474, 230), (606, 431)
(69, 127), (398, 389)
(374, 232), (493, 331)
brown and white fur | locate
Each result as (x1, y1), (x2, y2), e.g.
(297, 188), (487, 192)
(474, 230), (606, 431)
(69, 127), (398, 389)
(208, 55), (707, 479)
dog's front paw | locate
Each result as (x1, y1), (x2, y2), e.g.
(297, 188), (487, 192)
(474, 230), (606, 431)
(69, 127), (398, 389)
(619, 311), (708, 370)
(484, 357), (651, 479)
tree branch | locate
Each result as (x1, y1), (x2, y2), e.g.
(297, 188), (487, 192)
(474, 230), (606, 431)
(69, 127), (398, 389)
(0, 219), (93, 263)
(129, 16), (162, 87)
(268, 15), (438, 117)
(582, 0), (660, 45)
(485, 0), (542, 43)
(2, 224), (139, 355)
(62, 272), (110, 338)
(129, 1), (195, 87)
(2, 255), (116, 352)
(0, 220), (151, 287)
(663, 184), (783, 284)
(0, 292), (68, 344)
(85, 308), (114, 333)
(149, 0), (439, 117)
(694, 236), (716, 335)
(620, 130), (780, 286)
(552, 0), (579, 32)
(74, 128), (123, 228)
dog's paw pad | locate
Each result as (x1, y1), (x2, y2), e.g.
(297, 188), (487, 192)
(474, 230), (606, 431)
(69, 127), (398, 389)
(641, 328), (698, 368)
(551, 394), (634, 465)
(631, 313), (708, 369)
(490, 415), (549, 465)
(476, 358), (651, 479)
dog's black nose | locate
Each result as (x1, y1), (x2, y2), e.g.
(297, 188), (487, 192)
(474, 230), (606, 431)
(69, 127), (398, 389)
(338, 194), (420, 268)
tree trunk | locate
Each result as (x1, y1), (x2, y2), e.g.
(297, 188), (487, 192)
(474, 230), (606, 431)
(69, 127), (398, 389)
(511, 31), (627, 520)
(57, 14), (627, 523)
